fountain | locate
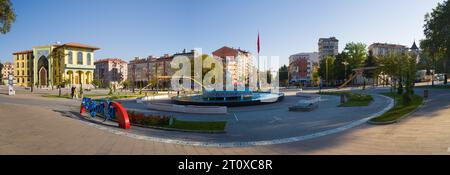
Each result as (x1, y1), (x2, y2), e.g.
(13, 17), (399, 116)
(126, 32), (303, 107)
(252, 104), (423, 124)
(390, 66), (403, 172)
(172, 88), (284, 107)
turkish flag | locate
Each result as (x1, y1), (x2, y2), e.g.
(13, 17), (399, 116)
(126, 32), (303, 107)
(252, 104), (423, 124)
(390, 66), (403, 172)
(257, 32), (260, 54)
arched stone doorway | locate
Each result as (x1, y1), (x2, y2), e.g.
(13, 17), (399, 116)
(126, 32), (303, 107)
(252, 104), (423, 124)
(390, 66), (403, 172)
(39, 67), (48, 86)
(37, 55), (49, 86)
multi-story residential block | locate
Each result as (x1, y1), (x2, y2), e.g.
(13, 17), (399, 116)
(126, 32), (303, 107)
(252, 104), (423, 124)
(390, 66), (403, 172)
(288, 52), (319, 86)
(318, 37), (339, 60)
(94, 58), (128, 88)
(212, 46), (254, 87)
(12, 50), (33, 86)
(127, 49), (199, 89)
(127, 56), (154, 87)
(13, 42), (100, 88)
(1, 62), (14, 85)
(368, 43), (409, 57)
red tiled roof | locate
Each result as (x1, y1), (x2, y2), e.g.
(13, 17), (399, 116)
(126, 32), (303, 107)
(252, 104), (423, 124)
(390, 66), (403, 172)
(212, 46), (251, 59)
(57, 42), (100, 50)
(94, 58), (127, 64)
(13, 50), (33, 55)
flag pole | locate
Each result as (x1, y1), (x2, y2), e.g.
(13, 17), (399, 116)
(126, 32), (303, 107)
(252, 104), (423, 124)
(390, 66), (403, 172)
(257, 30), (260, 92)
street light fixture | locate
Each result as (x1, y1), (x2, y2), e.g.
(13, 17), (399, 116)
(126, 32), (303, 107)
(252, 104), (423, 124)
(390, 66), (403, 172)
(342, 61), (349, 80)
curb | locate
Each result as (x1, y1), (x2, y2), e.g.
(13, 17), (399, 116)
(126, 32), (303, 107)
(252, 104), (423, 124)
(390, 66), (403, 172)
(130, 123), (226, 134)
(367, 95), (426, 125)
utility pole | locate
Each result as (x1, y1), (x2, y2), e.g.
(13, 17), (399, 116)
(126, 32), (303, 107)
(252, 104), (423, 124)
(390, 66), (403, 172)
(132, 64), (136, 93)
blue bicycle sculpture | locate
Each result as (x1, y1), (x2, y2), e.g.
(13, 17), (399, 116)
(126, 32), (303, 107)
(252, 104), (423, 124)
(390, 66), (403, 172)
(82, 98), (116, 122)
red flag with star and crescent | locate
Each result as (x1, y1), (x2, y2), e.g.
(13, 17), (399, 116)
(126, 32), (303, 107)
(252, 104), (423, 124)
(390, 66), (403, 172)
(257, 32), (260, 54)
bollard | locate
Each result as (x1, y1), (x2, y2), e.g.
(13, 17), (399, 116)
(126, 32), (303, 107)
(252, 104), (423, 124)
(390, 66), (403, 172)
(169, 117), (174, 126)
(340, 94), (346, 104)
(424, 89), (429, 99)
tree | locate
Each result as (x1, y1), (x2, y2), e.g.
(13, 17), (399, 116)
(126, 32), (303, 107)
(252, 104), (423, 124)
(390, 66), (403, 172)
(0, 0), (16, 34)
(318, 56), (335, 86)
(333, 52), (349, 82)
(91, 79), (102, 88)
(378, 53), (401, 92)
(121, 80), (130, 89)
(402, 53), (417, 105)
(363, 50), (378, 86)
(312, 71), (320, 87)
(423, 0), (450, 84)
(378, 52), (417, 101)
(0, 62), (3, 82)
(343, 42), (367, 71)
(278, 65), (288, 87)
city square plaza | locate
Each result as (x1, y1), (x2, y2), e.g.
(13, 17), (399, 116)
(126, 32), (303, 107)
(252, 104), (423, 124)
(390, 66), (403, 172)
(1, 82), (450, 154)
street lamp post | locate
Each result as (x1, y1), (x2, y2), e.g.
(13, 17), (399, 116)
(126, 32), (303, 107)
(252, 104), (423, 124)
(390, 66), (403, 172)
(342, 61), (349, 81)
(325, 58), (328, 87)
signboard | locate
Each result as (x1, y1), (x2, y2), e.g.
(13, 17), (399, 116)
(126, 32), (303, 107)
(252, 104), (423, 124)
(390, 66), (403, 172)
(8, 74), (15, 95)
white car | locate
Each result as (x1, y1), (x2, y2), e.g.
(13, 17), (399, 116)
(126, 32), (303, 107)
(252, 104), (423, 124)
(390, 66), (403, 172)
(434, 74), (446, 81)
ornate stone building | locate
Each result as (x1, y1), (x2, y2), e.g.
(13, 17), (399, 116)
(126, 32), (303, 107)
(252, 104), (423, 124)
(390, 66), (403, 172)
(13, 42), (100, 88)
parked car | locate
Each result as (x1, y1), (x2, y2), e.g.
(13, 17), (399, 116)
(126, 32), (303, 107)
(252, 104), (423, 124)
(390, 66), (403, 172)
(434, 74), (445, 81)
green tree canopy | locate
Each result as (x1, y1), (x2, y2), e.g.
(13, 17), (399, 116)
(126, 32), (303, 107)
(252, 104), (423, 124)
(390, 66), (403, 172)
(333, 52), (349, 81)
(363, 50), (378, 79)
(343, 42), (367, 70)
(318, 56), (335, 85)
(423, 0), (450, 74)
(278, 65), (288, 86)
(0, 0), (16, 34)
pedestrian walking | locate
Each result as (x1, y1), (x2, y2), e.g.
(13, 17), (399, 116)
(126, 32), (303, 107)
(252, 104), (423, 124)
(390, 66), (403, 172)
(71, 86), (75, 98)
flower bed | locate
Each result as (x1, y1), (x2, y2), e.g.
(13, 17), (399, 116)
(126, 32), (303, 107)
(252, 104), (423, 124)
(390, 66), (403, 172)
(125, 111), (227, 132)
(127, 111), (170, 127)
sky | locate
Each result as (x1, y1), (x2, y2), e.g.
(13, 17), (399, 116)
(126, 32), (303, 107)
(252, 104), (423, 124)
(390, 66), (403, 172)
(0, 0), (444, 68)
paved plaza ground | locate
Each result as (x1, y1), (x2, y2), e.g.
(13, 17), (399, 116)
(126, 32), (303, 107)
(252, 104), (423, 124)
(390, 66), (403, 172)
(0, 85), (450, 154)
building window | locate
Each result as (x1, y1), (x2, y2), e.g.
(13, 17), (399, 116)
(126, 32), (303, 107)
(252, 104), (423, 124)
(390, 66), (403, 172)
(16, 63), (19, 68)
(21, 62), (24, 68)
(22, 71), (24, 76)
(87, 53), (91, 65)
(68, 51), (73, 64)
(77, 52), (83, 65)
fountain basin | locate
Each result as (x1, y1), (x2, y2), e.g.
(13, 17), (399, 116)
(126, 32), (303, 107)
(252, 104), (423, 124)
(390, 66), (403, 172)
(172, 91), (284, 107)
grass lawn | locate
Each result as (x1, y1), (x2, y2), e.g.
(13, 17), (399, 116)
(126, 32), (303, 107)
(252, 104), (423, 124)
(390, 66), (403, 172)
(168, 119), (227, 132)
(369, 93), (423, 123)
(318, 91), (373, 107)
